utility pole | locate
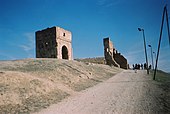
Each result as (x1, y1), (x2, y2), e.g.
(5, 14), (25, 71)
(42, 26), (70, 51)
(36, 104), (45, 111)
(138, 28), (149, 74)
(154, 5), (170, 80)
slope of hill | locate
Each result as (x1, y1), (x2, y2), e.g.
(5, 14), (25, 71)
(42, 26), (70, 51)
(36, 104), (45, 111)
(0, 58), (122, 113)
(150, 70), (170, 112)
(153, 70), (170, 82)
(75, 57), (105, 64)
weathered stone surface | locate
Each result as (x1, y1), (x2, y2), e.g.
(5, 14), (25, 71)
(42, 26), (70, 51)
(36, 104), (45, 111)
(113, 51), (128, 69)
(103, 38), (120, 67)
(36, 26), (73, 60)
(103, 37), (128, 69)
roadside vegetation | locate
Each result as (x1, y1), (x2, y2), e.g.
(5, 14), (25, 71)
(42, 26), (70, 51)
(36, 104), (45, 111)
(150, 70), (170, 113)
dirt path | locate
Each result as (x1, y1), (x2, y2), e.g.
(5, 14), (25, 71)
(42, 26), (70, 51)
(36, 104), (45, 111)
(34, 70), (168, 114)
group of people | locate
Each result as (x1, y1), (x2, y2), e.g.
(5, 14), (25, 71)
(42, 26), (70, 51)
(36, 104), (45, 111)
(132, 63), (151, 70)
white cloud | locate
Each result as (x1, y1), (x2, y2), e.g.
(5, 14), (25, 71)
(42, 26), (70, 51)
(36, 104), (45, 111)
(97, 0), (124, 7)
(124, 40), (145, 64)
(125, 50), (145, 64)
(20, 45), (32, 51)
(0, 50), (16, 60)
(20, 33), (34, 51)
(125, 42), (170, 72)
(97, 0), (107, 6)
(156, 46), (170, 72)
(19, 33), (35, 58)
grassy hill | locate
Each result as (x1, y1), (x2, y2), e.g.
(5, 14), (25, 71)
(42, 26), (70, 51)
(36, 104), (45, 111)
(150, 69), (170, 112)
(152, 70), (170, 82)
(0, 58), (122, 113)
(75, 57), (105, 64)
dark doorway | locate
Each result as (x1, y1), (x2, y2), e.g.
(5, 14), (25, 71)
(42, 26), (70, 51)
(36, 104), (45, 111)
(62, 46), (68, 59)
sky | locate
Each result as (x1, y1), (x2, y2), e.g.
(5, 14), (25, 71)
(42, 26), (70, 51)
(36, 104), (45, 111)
(0, 0), (170, 72)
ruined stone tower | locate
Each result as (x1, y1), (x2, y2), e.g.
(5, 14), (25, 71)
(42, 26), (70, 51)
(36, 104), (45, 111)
(103, 37), (128, 69)
(103, 38), (120, 67)
(36, 26), (73, 60)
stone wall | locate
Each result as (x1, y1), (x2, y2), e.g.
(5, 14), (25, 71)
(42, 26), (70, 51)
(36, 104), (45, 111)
(103, 38), (120, 67)
(113, 51), (128, 69)
(36, 27), (57, 58)
(36, 26), (73, 60)
(103, 37), (128, 69)
(56, 27), (72, 60)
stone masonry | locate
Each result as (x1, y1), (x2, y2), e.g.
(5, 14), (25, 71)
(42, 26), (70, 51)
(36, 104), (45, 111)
(36, 26), (73, 60)
(103, 37), (128, 69)
(103, 38), (120, 67)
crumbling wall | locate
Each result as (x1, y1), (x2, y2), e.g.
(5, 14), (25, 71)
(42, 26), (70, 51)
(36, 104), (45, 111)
(56, 27), (73, 60)
(113, 51), (128, 69)
(36, 26), (73, 60)
(103, 38), (120, 67)
(103, 37), (128, 69)
(36, 27), (57, 58)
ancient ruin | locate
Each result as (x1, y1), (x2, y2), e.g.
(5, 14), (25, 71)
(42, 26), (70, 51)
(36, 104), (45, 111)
(103, 37), (128, 69)
(36, 26), (73, 60)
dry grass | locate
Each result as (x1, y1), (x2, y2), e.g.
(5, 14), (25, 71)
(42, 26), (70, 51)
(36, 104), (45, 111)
(150, 70), (170, 113)
(0, 58), (122, 113)
(75, 57), (105, 64)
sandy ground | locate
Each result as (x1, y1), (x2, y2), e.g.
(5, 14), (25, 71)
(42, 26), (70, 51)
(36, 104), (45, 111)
(34, 70), (170, 114)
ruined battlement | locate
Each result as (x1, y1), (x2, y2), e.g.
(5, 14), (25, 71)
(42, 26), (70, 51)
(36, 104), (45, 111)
(36, 26), (73, 60)
(103, 37), (128, 69)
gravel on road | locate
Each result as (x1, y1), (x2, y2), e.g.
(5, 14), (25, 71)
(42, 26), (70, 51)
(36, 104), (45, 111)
(35, 70), (170, 114)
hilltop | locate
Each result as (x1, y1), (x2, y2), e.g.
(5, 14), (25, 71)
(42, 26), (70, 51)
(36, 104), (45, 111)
(75, 57), (105, 64)
(0, 58), (122, 113)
